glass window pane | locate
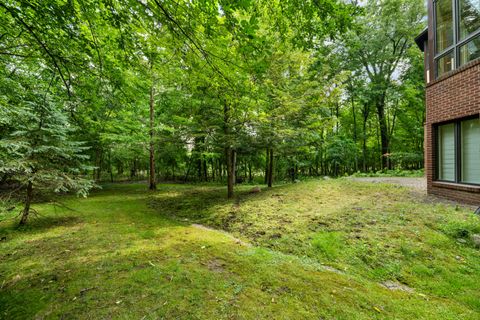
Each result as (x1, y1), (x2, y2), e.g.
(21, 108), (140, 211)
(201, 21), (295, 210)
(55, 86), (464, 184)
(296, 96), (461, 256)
(459, 35), (480, 65)
(438, 123), (456, 181)
(459, 0), (480, 40)
(436, 51), (455, 77)
(436, 0), (454, 53)
(461, 118), (480, 184)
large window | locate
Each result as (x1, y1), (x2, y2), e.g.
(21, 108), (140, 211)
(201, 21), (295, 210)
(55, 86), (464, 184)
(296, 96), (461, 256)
(461, 119), (480, 183)
(434, 0), (480, 77)
(436, 117), (480, 184)
(436, 0), (454, 53)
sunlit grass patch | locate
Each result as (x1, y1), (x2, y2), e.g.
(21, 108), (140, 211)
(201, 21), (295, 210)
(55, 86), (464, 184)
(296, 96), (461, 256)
(311, 231), (345, 259)
(1, 180), (479, 319)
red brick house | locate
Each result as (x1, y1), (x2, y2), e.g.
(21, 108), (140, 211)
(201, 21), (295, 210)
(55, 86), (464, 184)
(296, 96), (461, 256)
(416, 0), (480, 205)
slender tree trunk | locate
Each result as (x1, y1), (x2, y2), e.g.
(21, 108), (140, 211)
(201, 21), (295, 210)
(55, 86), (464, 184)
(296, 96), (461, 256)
(248, 162), (252, 183)
(352, 95), (358, 172)
(108, 150), (114, 183)
(203, 159), (208, 182)
(226, 148), (235, 198)
(361, 104), (370, 172)
(264, 148), (269, 184)
(19, 181), (33, 226)
(218, 159), (222, 181)
(94, 148), (103, 181)
(211, 159), (215, 181)
(224, 101), (235, 198)
(149, 83), (156, 190)
(376, 95), (389, 170)
(362, 119), (367, 172)
(335, 102), (339, 132)
(233, 150), (237, 185)
(267, 148), (274, 188)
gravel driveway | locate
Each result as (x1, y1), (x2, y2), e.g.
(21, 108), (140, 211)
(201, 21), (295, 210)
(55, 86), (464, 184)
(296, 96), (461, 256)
(350, 177), (480, 209)
(350, 177), (427, 193)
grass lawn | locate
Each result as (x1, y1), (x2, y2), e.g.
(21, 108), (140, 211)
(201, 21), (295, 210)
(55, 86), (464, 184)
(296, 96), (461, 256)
(1, 179), (480, 319)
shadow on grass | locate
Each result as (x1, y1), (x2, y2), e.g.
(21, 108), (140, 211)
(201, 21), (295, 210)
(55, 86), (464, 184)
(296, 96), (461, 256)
(148, 184), (294, 222)
(0, 215), (83, 236)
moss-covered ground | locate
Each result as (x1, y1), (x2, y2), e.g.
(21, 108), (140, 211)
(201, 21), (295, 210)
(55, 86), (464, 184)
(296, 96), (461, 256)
(1, 179), (480, 319)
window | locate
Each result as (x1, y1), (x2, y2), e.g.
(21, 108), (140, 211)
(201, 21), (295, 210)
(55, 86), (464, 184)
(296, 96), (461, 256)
(436, 0), (454, 53)
(459, 0), (480, 39)
(437, 50), (455, 75)
(461, 118), (480, 183)
(438, 123), (456, 181)
(436, 117), (480, 185)
(459, 34), (480, 64)
(434, 0), (480, 77)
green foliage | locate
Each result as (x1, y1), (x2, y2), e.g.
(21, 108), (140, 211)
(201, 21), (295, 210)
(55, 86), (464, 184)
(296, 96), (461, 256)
(325, 136), (357, 174)
(0, 92), (94, 198)
(1, 0), (428, 199)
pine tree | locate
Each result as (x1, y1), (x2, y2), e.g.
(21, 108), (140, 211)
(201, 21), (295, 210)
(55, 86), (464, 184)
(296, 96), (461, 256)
(0, 93), (94, 225)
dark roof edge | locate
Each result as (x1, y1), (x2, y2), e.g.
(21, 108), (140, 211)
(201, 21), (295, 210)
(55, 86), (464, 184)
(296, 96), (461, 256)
(415, 28), (428, 52)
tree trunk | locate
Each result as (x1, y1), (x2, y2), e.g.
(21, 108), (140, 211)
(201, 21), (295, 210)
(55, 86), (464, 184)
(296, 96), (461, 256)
(224, 101), (235, 198)
(376, 96), (389, 169)
(351, 94), (358, 172)
(211, 159), (215, 181)
(267, 148), (274, 188)
(361, 103), (370, 172)
(362, 118), (367, 172)
(264, 148), (269, 184)
(19, 181), (33, 226)
(226, 147), (235, 198)
(94, 148), (103, 181)
(203, 159), (208, 182)
(248, 162), (252, 183)
(149, 83), (156, 190)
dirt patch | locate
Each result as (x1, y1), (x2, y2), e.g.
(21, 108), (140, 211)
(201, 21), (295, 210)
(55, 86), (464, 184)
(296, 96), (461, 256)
(322, 265), (344, 274)
(207, 258), (226, 272)
(381, 281), (414, 293)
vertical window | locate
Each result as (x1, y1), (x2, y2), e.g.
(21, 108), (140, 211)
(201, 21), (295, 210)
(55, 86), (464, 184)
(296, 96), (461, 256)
(459, 34), (480, 65)
(461, 118), (480, 183)
(436, 0), (454, 53)
(459, 0), (480, 39)
(433, 0), (480, 77)
(436, 51), (455, 76)
(438, 123), (456, 181)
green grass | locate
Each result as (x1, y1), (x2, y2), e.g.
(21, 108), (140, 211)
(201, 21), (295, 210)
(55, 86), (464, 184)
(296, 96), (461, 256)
(1, 180), (479, 319)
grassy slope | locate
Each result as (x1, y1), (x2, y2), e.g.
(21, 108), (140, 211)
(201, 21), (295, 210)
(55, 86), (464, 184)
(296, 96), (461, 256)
(0, 180), (479, 319)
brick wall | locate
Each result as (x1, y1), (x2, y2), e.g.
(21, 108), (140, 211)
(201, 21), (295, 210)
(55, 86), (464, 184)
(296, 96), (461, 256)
(425, 59), (480, 206)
